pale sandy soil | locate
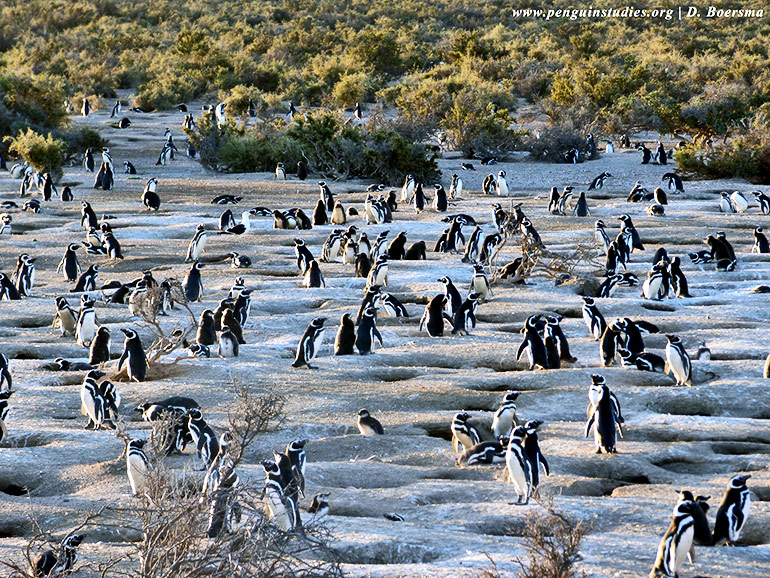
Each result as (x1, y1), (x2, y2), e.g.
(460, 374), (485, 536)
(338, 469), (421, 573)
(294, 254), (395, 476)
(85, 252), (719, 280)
(1, 102), (769, 577)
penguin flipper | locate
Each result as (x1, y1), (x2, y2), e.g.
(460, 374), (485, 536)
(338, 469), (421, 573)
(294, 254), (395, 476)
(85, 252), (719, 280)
(452, 434), (459, 453)
(516, 340), (528, 361)
(539, 454), (550, 476)
(117, 350), (128, 372)
(584, 414), (595, 438)
(373, 328), (383, 347)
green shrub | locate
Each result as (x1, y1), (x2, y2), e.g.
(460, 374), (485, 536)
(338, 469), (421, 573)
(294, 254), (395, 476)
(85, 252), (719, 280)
(5, 128), (68, 181)
(185, 107), (438, 184)
(526, 126), (599, 164)
(675, 136), (770, 185)
(0, 71), (68, 136)
(222, 85), (267, 117)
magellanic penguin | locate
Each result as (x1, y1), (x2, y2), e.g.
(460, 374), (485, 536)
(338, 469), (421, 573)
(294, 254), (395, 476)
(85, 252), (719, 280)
(81, 370), (107, 430)
(495, 170), (509, 197)
(127, 439), (150, 495)
(649, 500), (697, 578)
(516, 315), (548, 370)
(355, 306), (383, 355)
(187, 408), (220, 467)
(183, 261), (205, 302)
(186, 224), (208, 262)
(665, 334), (692, 386)
(376, 292), (408, 318)
(451, 292), (479, 335)
(71, 264), (99, 293)
(712, 473), (752, 546)
(438, 276), (463, 316)
(523, 419), (550, 492)
(334, 313), (356, 355)
(0, 353), (11, 392)
(357, 408), (384, 435)
(89, 326), (111, 365)
(469, 263), (492, 302)
(292, 317), (326, 368)
(218, 327), (239, 357)
(451, 412), (481, 452)
(585, 381), (622, 454)
(419, 294), (453, 337)
(304, 259), (325, 288)
(76, 297), (98, 347)
(261, 459), (297, 530)
(678, 490), (712, 555)
(32, 533), (86, 578)
(118, 328), (147, 382)
(752, 226), (770, 254)
(58, 243), (81, 282)
(573, 192), (591, 216)
(582, 296), (607, 340)
(53, 296), (78, 337)
(492, 392), (520, 438)
(505, 426), (533, 505)
(142, 178), (161, 211)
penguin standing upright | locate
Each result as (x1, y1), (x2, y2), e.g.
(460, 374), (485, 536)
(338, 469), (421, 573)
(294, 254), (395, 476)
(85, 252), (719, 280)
(330, 200), (346, 225)
(516, 315), (548, 370)
(221, 308), (245, 345)
(53, 296), (78, 337)
(334, 313), (356, 355)
(127, 439), (150, 495)
(401, 174), (415, 203)
(318, 181), (334, 211)
(678, 490), (712, 554)
(545, 315), (577, 362)
(449, 173), (462, 199)
(84, 147), (95, 172)
(439, 276), (463, 317)
(76, 297), (97, 347)
(462, 226), (483, 263)
(260, 460), (296, 530)
(668, 257), (691, 297)
(183, 261), (204, 302)
(492, 392), (520, 438)
(413, 183), (426, 212)
(186, 224), (208, 262)
(585, 382), (622, 453)
(712, 474), (752, 546)
(665, 334), (692, 386)
(656, 142), (667, 164)
(292, 317), (326, 369)
(649, 500), (697, 578)
(118, 328), (147, 382)
(187, 408), (220, 467)
(433, 184), (448, 212)
(505, 426), (532, 505)
(218, 327), (239, 358)
(89, 326), (111, 365)
(451, 293), (479, 335)
(419, 294), (452, 337)
(294, 239), (315, 274)
(297, 161), (308, 181)
(58, 243), (81, 282)
(582, 296), (607, 340)
(573, 192), (591, 217)
(313, 199), (327, 225)
(12, 254), (35, 296)
(0, 354), (11, 392)
(752, 226), (770, 254)
(523, 420), (549, 492)
(81, 370), (107, 430)
(470, 264), (492, 302)
(355, 306), (383, 354)
(42, 173), (57, 201)
(81, 98), (91, 117)
(195, 309), (217, 346)
(451, 412), (481, 451)
(495, 170), (509, 197)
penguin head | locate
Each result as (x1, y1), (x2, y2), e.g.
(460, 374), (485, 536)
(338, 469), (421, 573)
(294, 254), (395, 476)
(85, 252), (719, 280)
(674, 500), (697, 517)
(468, 292), (480, 302)
(756, 226), (764, 234)
(97, 327), (110, 337)
(187, 408), (203, 420)
(357, 409), (370, 418)
(311, 317), (326, 328)
(582, 296), (595, 306)
(63, 533), (86, 549)
(524, 419), (543, 433)
(510, 426), (527, 442)
(121, 328), (138, 340)
(729, 474), (751, 488)
(317, 180), (326, 187)
(438, 276), (450, 285)
(665, 334), (680, 344)
(363, 305), (376, 318)
(289, 439), (308, 451)
(193, 261), (204, 271)
(294, 238), (305, 246)
(590, 374), (606, 386)
(261, 459), (279, 474)
(85, 369), (106, 381)
(220, 431), (235, 448)
(503, 391), (520, 403)
(472, 263), (484, 273)
(454, 411), (471, 422)
(129, 439), (147, 449)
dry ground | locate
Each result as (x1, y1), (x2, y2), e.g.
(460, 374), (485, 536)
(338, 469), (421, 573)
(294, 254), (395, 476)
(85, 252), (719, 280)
(1, 103), (769, 577)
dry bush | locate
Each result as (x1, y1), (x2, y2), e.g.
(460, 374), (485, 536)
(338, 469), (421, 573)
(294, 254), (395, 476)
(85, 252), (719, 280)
(517, 503), (587, 578)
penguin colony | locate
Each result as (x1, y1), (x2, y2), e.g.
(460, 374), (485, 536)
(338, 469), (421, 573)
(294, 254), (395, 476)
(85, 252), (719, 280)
(0, 104), (767, 578)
